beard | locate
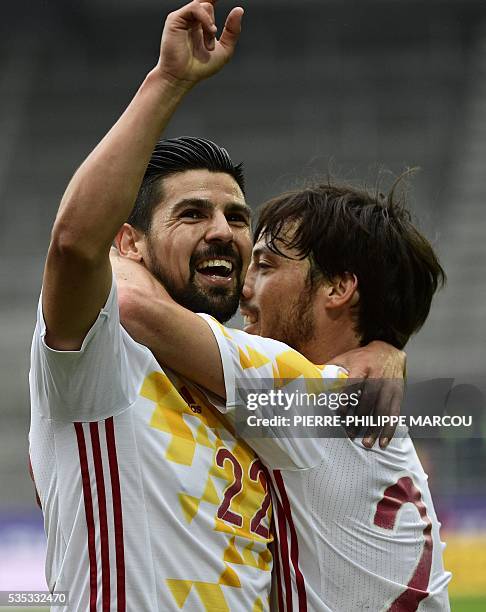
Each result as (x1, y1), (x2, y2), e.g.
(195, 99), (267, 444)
(146, 240), (244, 323)
(271, 278), (317, 351)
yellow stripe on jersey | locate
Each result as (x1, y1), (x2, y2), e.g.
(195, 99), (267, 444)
(142, 372), (198, 465)
(195, 422), (214, 448)
(253, 597), (265, 612)
(241, 346), (272, 369)
(194, 583), (229, 610)
(219, 564), (241, 587)
(210, 317), (233, 340)
(143, 372), (227, 465)
(238, 347), (253, 369)
(166, 579), (193, 608)
(242, 541), (267, 570)
(166, 575), (269, 610)
(201, 474), (220, 504)
(222, 536), (272, 571)
(166, 579), (230, 611)
(178, 493), (200, 523)
(274, 349), (323, 382)
(178, 475), (221, 524)
(144, 369), (273, 611)
(223, 536), (245, 564)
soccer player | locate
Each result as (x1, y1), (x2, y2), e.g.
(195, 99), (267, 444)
(29, 2), (405, 610)
(112, 181), (452, 610)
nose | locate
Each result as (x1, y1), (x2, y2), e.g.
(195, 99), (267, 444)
(205, 211), (234, 243)
(241, 264), (255, 301)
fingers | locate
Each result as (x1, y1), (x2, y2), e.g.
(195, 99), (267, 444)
(199, 2), (216, 51)
(360, 379), (403, 449)
(335, 378), (362, 436)
(378, 381), (404, 448)
(343, 367), (368, 422)
(171, 1), (243, 56)
(352, 379), (379, 442)
(384, 349), (407, 379)
(342, 369), (369, 439)
(361, 380), (394, 448)
(219, 7), (244, 52)
(174, 2), (217, 42)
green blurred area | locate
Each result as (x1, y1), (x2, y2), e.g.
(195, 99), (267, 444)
(451, 596), (486, 611)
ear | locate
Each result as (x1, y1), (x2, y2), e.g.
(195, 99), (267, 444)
(325, 272), (360, 309)
(115, 223), (147, 262)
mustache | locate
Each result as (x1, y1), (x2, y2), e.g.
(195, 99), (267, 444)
(190, 244), (243, 273)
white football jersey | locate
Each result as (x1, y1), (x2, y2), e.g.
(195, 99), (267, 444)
(200, 315), (452, 612)
(29, 279), (273, 612)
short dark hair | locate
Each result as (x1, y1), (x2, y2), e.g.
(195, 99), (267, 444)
(255, 176), (446, 349)
(127, 136), (245, 232)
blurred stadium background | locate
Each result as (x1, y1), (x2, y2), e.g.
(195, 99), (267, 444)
(0, 0), (485, 609)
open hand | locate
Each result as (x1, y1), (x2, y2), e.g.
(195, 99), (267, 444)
(156, 0), (244, 87)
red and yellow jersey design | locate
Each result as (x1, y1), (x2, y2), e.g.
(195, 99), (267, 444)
(141, 370), (273, 610)
(29, 281), (272, 611)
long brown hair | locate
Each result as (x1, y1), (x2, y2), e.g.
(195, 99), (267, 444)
(255, 175), (446, 349)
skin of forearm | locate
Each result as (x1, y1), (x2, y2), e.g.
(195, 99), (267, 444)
(52, 68), (191, 260)
(118, 285), (226, 398)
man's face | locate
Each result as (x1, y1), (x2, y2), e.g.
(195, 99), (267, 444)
(240, 232), (319, 351)
(144, 169), (252, 323)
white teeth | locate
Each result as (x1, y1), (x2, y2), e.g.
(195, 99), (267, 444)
(197, 259), (233, 271)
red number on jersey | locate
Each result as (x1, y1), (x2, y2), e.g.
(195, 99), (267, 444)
(249, 459), (271, 539)
(215, 448), (244, 527)
(374, 476), (433, 611)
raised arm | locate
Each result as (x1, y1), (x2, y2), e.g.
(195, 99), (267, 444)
(43, 0), (243, 350)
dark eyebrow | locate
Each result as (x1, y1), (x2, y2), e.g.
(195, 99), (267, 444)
(172, 198), (252, 220)
(252, 245), (273, 259)
(171, 198), (214, 215)
(225, 202), (252, 220)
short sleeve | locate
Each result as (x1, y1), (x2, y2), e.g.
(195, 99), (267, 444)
(197, 314), (347, 470)
(29, 276), (138, 422)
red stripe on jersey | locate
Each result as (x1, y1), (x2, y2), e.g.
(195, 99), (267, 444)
(273, 487), (292, 611)
(274, 470), (307, 612)
(28, 456), (42, 509)
(90, 422), (111, 612)
(105, 417), (126, 612)
(375, 477), (433, 611)
(74, 423), (97, 612)
(273, 522), (285, 612)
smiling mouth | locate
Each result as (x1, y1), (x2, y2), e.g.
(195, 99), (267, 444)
(196, 258), (234, 279)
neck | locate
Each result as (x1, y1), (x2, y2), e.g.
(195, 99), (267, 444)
(298, 317), (360, 365)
